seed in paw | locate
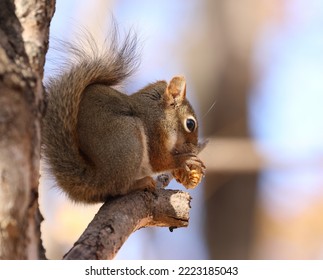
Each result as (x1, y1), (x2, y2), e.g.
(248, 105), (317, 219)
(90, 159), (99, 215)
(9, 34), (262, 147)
(172, 164), (204, 189)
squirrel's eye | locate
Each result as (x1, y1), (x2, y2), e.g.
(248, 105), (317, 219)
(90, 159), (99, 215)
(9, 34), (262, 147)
(185, 118), (196, 132)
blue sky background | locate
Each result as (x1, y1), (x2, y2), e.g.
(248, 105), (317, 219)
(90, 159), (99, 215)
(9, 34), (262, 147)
(250, 0), (323, 219)
(43, 0), (323, 259)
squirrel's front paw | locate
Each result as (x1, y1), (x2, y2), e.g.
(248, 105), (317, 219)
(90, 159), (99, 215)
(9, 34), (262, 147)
(172, 157), (206, 189)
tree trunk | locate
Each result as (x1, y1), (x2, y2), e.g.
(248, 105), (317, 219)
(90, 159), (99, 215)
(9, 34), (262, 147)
(0, 0), (55, 259)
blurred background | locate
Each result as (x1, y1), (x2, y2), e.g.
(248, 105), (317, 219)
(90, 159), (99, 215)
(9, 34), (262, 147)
(41, 0), (323, 259)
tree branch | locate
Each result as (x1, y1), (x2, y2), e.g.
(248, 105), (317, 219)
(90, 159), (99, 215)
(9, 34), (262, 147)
(63, 189), (191, 260)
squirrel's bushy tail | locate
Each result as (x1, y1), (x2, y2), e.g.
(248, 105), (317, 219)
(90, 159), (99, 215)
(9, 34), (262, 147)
(42, 27), (139, 199)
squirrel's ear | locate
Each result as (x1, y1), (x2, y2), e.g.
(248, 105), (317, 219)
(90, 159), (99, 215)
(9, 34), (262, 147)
(165, 76), (186, 106)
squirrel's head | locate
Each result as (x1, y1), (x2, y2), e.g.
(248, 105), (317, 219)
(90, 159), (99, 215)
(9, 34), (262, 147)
(162, 76), (200, 155)
(134, 76), (205, 173)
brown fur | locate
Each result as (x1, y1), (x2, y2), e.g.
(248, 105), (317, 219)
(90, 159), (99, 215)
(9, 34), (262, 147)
(42, 31), (204, 203)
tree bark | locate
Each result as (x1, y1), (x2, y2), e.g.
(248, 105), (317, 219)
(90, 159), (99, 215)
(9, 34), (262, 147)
(0, 0), (54, 259)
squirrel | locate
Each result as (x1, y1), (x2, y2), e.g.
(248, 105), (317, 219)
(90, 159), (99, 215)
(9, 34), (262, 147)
(42, 29), (206, 203)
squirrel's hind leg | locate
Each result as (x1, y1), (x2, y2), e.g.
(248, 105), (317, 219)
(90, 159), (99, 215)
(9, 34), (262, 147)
(130, 176), (156, 192)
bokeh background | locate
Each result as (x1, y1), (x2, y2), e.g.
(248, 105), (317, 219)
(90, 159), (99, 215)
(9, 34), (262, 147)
(41, 0), (323, 259)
